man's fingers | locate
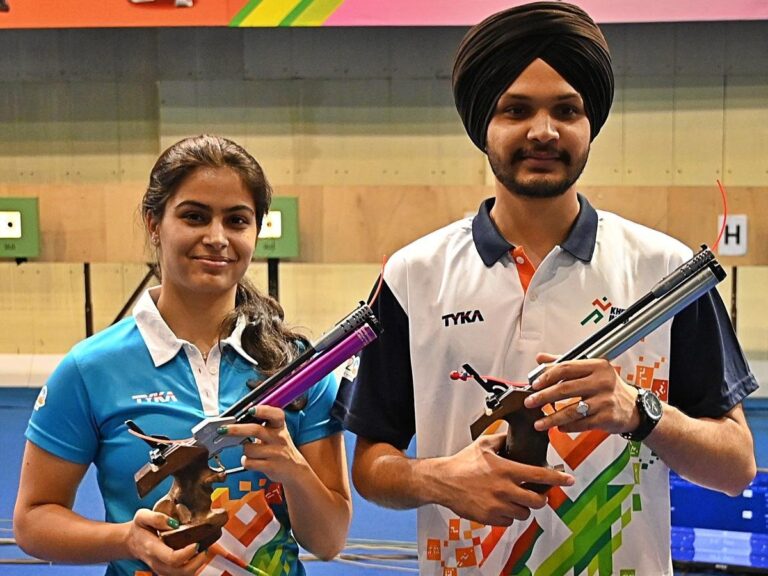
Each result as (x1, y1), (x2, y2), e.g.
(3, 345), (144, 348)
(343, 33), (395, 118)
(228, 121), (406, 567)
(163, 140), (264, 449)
(479, 431), (508, 451)
(532, 363), (590, 391)
(535, 352), (558, 365)
(503, 460), (575, 489)
(526, 373), (594, 409)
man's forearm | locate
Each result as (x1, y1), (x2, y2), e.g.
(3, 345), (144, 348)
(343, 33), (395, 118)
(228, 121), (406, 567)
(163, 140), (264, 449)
(352, 438), (444, 509)
(645, 403), (755, 496)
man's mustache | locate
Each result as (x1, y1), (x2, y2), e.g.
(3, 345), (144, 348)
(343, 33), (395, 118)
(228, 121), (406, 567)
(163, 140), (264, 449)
(513, 147), (572, 165)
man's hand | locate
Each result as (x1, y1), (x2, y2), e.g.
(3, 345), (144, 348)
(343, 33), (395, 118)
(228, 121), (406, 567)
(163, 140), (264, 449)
(125, 509), (205, 576)
(433, 432), (575, 526)
(524, 353), (641, 434)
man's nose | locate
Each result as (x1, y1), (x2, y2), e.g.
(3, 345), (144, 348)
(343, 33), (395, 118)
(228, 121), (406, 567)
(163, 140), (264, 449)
(527, 112), (559, 143)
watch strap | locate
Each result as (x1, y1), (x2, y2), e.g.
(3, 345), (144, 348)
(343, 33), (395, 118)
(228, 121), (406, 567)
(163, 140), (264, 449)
(621, 387), (661, 442)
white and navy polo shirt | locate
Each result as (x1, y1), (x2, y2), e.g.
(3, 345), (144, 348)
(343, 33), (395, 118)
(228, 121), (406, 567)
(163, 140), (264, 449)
(337, 194), (757, 576)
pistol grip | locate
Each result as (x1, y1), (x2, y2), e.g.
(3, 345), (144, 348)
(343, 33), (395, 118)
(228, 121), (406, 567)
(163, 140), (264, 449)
(150, 450), (229, 550)
(501, 407), (549, 467)
(500, 407), (552, 494)
(470, 389), (553, 494)
(158, 512), (228, 550)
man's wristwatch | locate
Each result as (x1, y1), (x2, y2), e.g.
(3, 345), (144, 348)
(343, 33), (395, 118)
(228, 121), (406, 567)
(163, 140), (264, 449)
(621, 387), (663, 442)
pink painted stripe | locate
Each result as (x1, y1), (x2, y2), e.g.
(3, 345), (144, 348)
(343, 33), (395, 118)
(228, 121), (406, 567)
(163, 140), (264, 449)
(324, 0), (768, 26)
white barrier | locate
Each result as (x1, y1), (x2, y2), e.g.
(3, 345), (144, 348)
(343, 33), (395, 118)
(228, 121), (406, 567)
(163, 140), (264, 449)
(0, 354), (65, 388)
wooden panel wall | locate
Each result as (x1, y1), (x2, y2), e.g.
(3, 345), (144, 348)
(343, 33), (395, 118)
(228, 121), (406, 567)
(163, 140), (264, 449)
(0, 184), (763, 265)
(3, 260), (767, 362)
(1, 23), (768, 357)
(2, 24), (767, 191)
(0, 262), (382, 354)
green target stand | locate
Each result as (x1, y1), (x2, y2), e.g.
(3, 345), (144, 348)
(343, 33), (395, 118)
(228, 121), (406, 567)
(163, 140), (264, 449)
(254, 197), (299, 300)
(0, 198), (40, 261)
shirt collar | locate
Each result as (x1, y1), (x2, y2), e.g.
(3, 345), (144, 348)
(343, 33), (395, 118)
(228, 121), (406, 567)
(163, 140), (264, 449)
(221, 317), (260, 367)
(132, 286), (259, 368)
(472, 193), (598, 267)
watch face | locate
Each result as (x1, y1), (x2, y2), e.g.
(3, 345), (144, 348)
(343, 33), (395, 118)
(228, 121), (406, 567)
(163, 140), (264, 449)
(642, 390), (663, 420)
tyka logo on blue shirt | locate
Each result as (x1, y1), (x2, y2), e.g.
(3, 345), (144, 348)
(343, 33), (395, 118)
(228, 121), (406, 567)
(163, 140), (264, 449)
(132, 391), (178, 404)
(442, 309), (485, 327)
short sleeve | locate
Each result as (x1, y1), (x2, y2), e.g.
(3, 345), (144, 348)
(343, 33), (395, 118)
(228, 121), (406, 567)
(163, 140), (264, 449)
(669, 288), (758, 417)
(334, 279), (416, 450)
(291, 372), (343, 446)
(25, 352), (99, 465)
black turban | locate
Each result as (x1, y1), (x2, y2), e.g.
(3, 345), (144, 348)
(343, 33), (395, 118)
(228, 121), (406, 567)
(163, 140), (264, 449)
(452, 1), (614, 151)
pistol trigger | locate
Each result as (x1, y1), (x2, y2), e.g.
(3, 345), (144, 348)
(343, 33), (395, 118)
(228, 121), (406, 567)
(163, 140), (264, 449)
(210, 454), (225, 473)
(125, 419), (170, 450)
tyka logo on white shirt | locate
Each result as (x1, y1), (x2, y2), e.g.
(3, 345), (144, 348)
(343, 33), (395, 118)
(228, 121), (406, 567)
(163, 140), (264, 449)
(132, 391), (178, 404)
(441, 309), (485, 327)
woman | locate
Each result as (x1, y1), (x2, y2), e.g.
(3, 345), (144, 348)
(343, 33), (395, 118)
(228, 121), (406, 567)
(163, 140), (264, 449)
(14, 135), (352, 576)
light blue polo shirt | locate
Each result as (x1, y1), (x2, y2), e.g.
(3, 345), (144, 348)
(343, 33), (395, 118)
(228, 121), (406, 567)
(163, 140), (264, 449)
(27, 287), (342, 576)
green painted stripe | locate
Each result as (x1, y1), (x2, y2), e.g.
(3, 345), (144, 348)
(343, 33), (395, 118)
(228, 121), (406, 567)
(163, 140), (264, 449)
(279, 0), (316, 26)
(612, 529), (623, 554)
(289, 0), (344, 25)
(231, 0), (263, 26)
(597, 484), (633, 525)
(599, 532), (616, 574)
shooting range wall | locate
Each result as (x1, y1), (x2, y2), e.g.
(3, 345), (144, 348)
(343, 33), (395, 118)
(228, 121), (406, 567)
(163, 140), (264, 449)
(0, 23), (767, 380)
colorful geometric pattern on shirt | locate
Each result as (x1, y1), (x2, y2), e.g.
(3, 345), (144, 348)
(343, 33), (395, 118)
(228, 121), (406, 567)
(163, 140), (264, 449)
(196, 484), (297, 576)
(422, 356), (669, 575)
(424, 320), (669, 573)
(623, 356), (669, 401)
(423, 445), (648, 575)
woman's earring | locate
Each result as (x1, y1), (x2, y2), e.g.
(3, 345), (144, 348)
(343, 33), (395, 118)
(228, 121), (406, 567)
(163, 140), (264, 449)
(151, 234), (160, 246)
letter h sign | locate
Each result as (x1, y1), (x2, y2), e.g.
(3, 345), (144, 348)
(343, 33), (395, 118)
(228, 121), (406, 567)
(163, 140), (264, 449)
(717, 214), (747, 256)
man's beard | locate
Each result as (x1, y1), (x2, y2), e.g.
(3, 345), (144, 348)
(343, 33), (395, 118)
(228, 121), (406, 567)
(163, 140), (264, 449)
(488, 145), (589, 199)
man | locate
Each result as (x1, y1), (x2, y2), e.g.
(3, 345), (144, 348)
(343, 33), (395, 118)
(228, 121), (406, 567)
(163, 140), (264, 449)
(335, 2), (758, 575)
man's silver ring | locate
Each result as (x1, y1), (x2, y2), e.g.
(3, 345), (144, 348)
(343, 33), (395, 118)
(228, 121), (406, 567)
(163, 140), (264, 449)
(576, 400), (590, 418)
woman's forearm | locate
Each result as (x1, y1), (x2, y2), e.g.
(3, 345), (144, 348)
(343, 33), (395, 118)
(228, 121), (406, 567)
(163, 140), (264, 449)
(15, 502), (130, 563)
(281, 460), (352, 560)
(14, 442), (132, 564)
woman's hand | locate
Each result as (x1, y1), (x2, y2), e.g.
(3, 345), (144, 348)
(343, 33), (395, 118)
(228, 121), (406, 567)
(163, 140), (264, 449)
(221, 406), (352, 559)
(125, 509), (206, 576)
(222, 405), (310, 486)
